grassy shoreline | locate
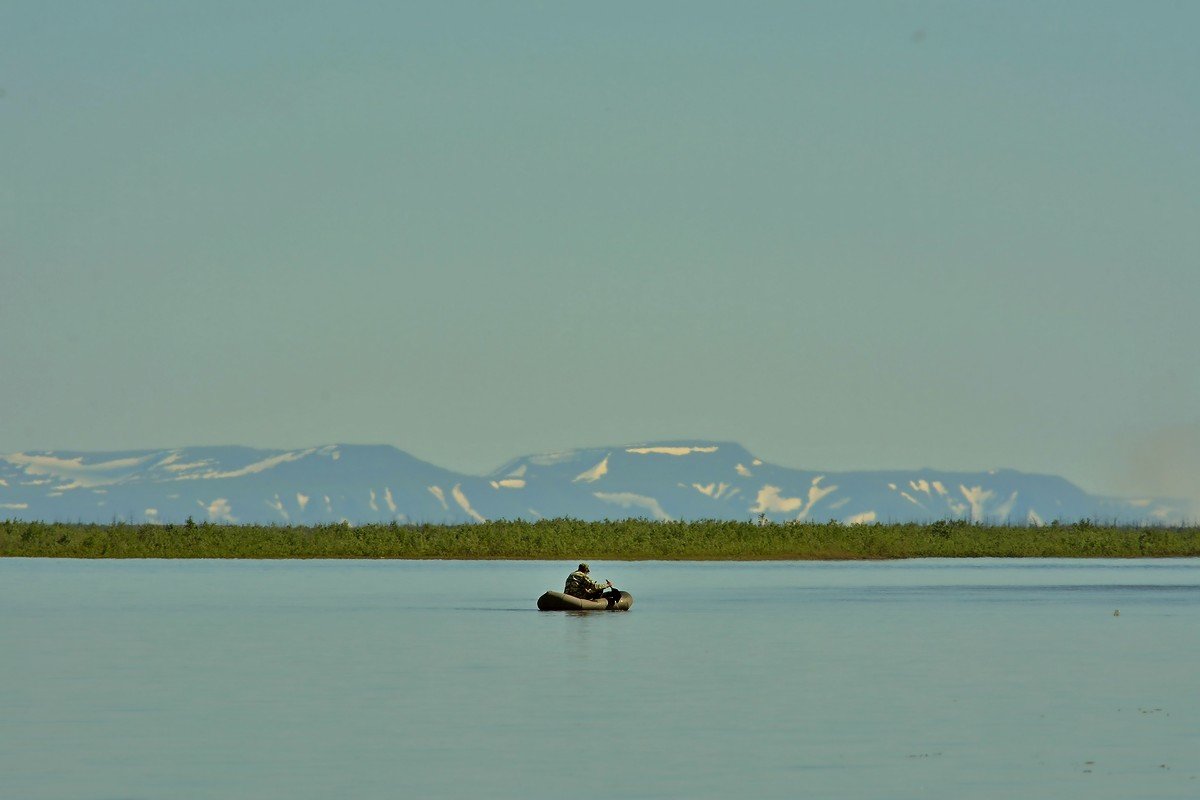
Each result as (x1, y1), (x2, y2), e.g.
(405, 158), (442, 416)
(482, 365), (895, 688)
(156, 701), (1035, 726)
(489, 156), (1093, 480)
(2, 519), (1199, 560)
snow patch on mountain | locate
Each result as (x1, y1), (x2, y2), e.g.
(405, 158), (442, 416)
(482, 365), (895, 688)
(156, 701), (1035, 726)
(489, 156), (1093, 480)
(574, 455), (609, 483)
(593, 491), (672, 521)
(960, 485), (995, 523)
(528, 452), (578, 466)
(751, 486), (804, 514)
(994, 491), (1019, 519)
(797, 477), (839, 520)
(267, 495), (289, 521)
(428, 485), (448, 510)
(751, 476), (839, 520)
(177, 450), (315, 481)
(4, 452), (151, 488)
(163, 460), (213, 473)
(846, 511), (877, 525)
(452, 484), (485, 523)
(627, 446), (719, 456)
(200, 498), (236, 523)
(735, 463), (753, 477)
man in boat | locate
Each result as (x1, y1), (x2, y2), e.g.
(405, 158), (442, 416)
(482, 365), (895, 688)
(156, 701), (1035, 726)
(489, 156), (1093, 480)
(564, 563), (621, 607)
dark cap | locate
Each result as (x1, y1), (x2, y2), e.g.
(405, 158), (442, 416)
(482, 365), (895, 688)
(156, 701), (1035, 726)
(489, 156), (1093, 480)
(578, 562), (590, 573)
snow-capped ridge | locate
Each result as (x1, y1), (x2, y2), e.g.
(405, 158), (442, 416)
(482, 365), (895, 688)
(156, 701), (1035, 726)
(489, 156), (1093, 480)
(0, 442), (1185, 526)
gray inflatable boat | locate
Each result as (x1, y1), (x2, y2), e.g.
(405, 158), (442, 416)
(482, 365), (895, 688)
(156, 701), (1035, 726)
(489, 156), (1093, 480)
(537, 590), (634, 611)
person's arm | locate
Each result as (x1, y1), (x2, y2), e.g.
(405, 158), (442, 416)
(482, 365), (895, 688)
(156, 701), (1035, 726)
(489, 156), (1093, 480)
(583, 575), (611, 593)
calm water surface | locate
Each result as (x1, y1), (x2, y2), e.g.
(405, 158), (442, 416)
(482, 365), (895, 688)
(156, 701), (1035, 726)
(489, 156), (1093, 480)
(2, 558), (1198, 799)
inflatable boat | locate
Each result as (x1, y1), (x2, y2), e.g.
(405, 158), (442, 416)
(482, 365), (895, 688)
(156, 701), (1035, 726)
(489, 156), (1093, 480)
(537, 590), (634, 611)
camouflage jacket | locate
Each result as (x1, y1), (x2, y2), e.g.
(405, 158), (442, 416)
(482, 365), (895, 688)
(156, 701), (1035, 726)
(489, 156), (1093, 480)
(563, 570), (605, 599)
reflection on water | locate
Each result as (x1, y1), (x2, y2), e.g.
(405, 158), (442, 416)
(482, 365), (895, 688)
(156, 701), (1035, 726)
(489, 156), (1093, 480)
(2, 558), (1198, 799)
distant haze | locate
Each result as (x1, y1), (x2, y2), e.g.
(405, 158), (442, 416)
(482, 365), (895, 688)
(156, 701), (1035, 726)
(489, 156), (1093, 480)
(1118, 424), (1200, 520)
(2, 3), (1197, 500)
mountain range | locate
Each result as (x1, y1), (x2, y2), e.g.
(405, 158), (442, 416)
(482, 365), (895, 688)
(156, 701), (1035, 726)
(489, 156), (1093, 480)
(0, 441), (1184, 526)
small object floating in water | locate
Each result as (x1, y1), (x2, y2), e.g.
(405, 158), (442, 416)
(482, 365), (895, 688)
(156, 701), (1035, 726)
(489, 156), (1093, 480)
(537, 590), (634, 611)
(1113, 610), (1120, 616)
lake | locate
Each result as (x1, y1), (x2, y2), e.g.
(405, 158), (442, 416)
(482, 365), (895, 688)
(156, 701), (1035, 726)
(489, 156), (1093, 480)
(2, 558), (1198, 799)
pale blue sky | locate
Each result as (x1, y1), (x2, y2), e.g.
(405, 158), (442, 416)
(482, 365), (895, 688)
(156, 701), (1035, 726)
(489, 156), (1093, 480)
(2, 1), (1197, 498)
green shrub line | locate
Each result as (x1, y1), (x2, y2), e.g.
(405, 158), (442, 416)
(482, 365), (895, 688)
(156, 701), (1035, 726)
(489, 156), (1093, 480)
(2, 518), (1199, 559)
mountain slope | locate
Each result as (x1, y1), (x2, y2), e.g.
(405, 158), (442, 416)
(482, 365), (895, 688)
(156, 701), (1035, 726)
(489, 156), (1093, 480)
(0, 441), (1184, 526)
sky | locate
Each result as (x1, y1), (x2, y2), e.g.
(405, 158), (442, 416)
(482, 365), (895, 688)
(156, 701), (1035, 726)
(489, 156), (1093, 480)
(2, 1), (1197, 499)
